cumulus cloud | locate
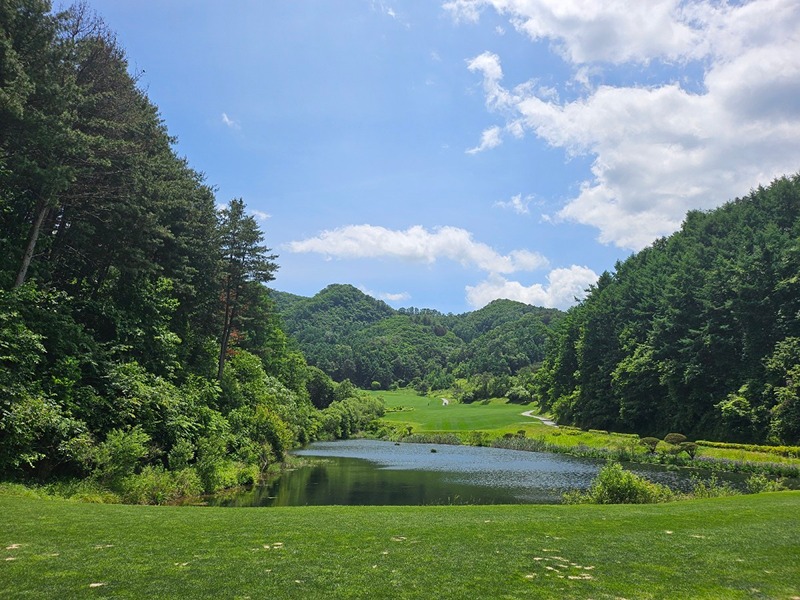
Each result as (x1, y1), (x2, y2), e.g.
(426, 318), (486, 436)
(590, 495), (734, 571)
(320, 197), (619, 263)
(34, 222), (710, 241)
(454, 0), (800, 249)
(287, 224), (549, 274)
(465, 266), (598, 310)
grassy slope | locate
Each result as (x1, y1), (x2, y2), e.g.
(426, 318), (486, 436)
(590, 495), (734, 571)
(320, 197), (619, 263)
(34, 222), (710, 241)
(2, 492), (798, 599)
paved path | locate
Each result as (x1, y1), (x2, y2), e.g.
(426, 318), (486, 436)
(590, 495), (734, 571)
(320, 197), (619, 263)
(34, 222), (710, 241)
(520, 410), (558, 427)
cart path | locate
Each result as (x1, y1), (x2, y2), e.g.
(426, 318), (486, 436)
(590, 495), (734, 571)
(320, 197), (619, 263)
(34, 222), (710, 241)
(520, 410), (558, 427)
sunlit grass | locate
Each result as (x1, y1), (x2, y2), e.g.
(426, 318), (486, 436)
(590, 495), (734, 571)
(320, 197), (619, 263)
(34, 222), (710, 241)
(2, 492), (798, 599)
(370, 389), (538, 433)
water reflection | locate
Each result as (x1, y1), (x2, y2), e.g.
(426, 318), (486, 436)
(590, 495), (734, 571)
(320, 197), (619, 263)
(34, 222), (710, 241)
(209, 439), (750, 507)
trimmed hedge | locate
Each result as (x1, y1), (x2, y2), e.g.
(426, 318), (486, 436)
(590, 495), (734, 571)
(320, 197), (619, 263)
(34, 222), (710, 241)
(695, 440), (800, 458)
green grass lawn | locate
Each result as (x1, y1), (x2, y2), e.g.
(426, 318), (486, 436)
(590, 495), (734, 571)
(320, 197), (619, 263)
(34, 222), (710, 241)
(2, 492), (798, 599)
(371, 389), (538, 433)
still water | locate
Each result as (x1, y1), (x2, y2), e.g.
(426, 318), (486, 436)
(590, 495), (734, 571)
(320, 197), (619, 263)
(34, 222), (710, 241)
(208, 439), (746, 507)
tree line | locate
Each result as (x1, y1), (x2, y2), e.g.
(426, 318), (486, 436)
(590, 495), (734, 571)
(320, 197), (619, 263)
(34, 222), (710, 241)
(0, 1), (381, 499)
(532, 175), (800, 445)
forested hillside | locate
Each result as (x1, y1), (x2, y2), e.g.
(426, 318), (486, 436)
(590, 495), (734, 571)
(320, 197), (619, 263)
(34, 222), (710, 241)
(0, 1), (380, 498)
(534, 175), (800, 445)
(275, 285), (563, 393)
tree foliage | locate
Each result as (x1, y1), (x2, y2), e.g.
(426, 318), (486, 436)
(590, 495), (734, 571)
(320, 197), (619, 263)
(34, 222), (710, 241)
(275, 287), (563, 390)
(0, 1), (378, 496)
(534, 175), (800, 444)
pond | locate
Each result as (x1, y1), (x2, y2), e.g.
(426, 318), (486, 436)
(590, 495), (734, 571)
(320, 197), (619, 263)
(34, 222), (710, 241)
(207, 439), (748, 507)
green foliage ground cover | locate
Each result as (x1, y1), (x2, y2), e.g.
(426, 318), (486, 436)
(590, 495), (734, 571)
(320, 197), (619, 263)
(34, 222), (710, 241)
(2, 492), (798, 599)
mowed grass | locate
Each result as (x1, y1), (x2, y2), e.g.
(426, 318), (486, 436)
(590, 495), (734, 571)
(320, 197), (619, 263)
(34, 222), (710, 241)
(2, 492), (799, 599)
(371, 389), (537, 433)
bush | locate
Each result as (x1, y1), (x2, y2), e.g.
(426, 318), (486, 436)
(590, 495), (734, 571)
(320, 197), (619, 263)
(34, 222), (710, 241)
(93, 427), (151, 485)
(687, 475), (740, 499)
(680, 442), (698, 459)
(121, 466), (202, 504)
(492, 435), (550, 453)
(563, 462), (674, 504)
(745, 473), (786, 494)
(640, 437), (660, 453)
(402, 433), (461, 445)
(695, 440), (800, 458)
(664, 433), (687, 445)
(168, 439), (195, 471)
(466, 431), (489, 447)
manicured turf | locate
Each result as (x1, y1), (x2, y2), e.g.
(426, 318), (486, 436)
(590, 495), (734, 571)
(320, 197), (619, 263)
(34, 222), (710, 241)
(372, 389), (538, 432)
(2, 492), (798, 599)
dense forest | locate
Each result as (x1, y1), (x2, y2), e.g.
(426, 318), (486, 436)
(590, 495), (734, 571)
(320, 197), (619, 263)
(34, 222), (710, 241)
(274, 286), (562, 397)
(533, 175), (800, 445)
(0, 1), (381, 498)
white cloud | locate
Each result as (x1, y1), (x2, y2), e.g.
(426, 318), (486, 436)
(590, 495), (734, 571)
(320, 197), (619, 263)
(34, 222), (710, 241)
(466, 125), (503, 154)
(449, 0), (703, 64)
(250, 209), (271, 222)
(358, 285), (411, 303)
(221, 112), (240, 129)
(465, 266), (598, 310)
(381, 291), (411, 302)
(287, 224), (549, 274)
(456, 0), (800, 250)
(495, 193), (533, 215)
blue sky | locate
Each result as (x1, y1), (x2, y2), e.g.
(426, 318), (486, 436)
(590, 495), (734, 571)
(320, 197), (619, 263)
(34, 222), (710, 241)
(85, 0), (800, 314)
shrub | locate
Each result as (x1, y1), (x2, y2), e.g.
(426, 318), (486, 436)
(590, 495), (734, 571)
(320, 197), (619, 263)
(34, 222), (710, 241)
(168, 439), (195, 471)
(402, 433), (461, 445)
(695, 440), (800, 458)
(466, 431), (489, 447)
(687, 475), (740, 499)
(745, 473), (786, 494)
(640, 437), (660, 453)
(492, 436), (550, 453)
(93, 427), (151, 485)
(680, 442), (698, 459)
(121, 466), (202, 504)
(563, 462), (674, 504)
(664, 433), (687, 445)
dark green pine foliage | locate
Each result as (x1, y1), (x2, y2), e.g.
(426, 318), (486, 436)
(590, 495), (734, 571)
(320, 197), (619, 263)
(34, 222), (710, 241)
(535, 175), (800, 444)
(217, 198), (278, 380)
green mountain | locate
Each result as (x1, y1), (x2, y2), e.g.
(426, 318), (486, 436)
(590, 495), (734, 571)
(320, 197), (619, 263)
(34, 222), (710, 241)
(272, 285), (564, 389)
